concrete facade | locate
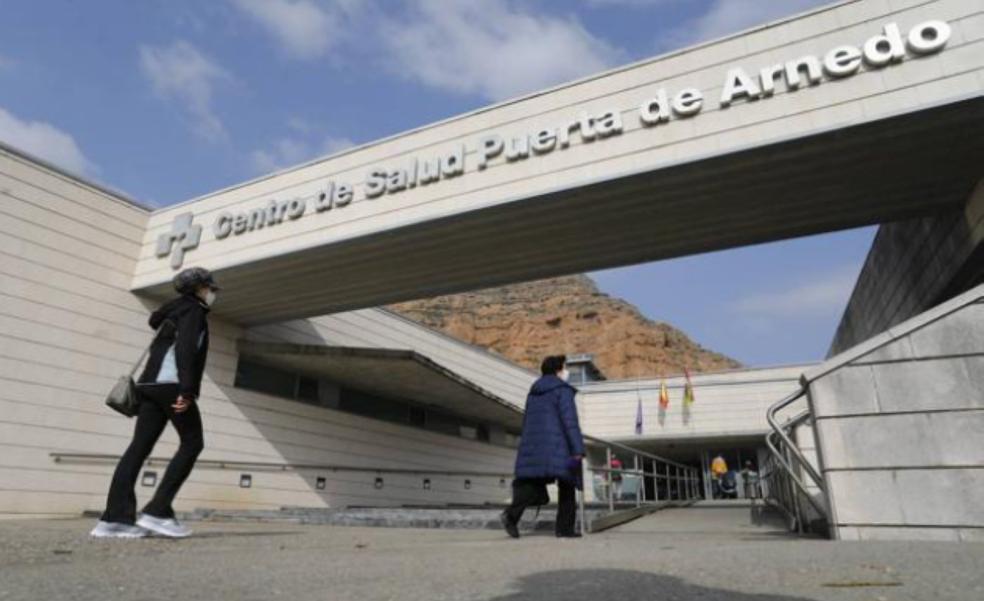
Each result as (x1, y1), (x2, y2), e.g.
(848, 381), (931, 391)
(131, 0), (984, 324)
(577, 366), (812, 503)
(831, 179), (984, 354)
(578, 365), (809, 443)
(805, 283), (984, 542)
(0, 144), (539, 517)
(0, 0), (982, 538)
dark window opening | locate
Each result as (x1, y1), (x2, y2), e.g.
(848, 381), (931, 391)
(234, 358), (510, 447)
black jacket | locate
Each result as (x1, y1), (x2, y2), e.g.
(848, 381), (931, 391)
(138, 294), (210, 400)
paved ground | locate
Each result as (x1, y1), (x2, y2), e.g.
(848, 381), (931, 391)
(1, 506), (982, 601)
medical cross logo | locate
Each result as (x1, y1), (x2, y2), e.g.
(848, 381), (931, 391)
(156, 212), (202, 269)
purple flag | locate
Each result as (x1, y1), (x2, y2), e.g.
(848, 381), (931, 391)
(635, 394), (643, 435)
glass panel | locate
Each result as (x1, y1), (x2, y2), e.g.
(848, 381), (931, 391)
(424, 411), (460, 437)
(409, 406), (426, 427)
(233, 359), (512, 447)
(339, 388), (409, 424)
(297, 376), (319, 403)
(235, 359), (297, 399)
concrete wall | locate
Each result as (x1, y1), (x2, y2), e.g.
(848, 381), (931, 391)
(578, 365), (809, 441)
(830, 180), (984, 354)
(806, 283), (984, 541)
(0, 148), (526, 518)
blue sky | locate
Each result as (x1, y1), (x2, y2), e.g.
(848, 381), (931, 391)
(0, 0), (871, 366)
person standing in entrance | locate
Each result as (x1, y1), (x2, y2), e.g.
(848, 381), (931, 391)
(710, 453), (728, 499)
(501, 355), (585, 539)
(609, 454), (624, 501)
(91, 267), (218, 539)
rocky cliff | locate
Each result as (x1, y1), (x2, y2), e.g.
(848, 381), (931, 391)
(389, 275), (741, 379)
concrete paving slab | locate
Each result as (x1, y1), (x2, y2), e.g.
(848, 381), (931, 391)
(0, 507), (981, 601)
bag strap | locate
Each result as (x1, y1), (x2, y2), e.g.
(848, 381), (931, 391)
(128, 319), (175, 379)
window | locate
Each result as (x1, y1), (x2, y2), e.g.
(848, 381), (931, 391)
(297, 376), (319, 403)
(234, 359), (296, 398)
(424, 411), (460, 437)
(338, 388), (408, 423)
(409, 406), (426, 427)
(234, 358), (510, 447)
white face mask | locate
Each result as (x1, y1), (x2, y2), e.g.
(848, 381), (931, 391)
(204, 290), (217, 306)
(558, 369), (570, 382)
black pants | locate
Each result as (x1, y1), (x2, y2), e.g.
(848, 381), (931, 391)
(506, 478), (577, 535)
(101, 387), (204, 524)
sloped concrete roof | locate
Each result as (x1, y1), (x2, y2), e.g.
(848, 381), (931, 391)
(237, 340), (524, 429)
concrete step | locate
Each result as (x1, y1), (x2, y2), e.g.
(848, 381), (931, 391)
(181, 506), (609, 531)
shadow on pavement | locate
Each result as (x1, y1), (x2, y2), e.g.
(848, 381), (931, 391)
(490, 569), (816, 601)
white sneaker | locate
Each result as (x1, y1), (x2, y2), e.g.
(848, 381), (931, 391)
(137, 514), (192, 538)
(89, 520), (147, 539)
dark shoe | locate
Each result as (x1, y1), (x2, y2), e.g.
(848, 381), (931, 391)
(500, 512), (519, 539)
(556, 531), (582, 539)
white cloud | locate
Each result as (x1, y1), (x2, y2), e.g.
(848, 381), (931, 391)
(731, 266), (860, 318)
(583, 0), (677, 6)
(320, 135), (355, 155)
(250, 134), (354, 174)
(0, 106), (96, 176)
(139, 40), (231, 141)
(232, 0), (359, 59)
(379, 1), (623, 101)
(666, 0), (829, 48)
(228, 1), (622, 101)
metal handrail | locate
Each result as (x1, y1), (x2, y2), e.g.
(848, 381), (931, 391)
(763, 388), (829, 527)
(757, 457), (797, 525)
(583, 434), (691, 470)
(50, 452), (513, 479)
(766, 391), (824, 486)
(578, 435), (701, 534)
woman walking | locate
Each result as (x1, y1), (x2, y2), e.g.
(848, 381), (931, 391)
(90, 267), (218, 539)
(501, 355), (585, 539)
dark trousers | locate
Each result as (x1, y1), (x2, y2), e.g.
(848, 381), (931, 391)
(506, 478), (578, 535)
(101, 388), (204, 524)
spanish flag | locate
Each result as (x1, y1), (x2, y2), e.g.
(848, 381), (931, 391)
(683, 367), (696, 405)
(659, 378), (670, 410)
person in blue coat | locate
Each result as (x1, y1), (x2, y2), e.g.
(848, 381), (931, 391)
(501, 355), (585, 539)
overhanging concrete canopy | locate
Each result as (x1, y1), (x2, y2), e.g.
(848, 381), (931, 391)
(237, 341), (524, 430)
(131, 2), (984, 325)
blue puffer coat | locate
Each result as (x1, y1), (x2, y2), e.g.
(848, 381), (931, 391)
(514, 375), (586, 482)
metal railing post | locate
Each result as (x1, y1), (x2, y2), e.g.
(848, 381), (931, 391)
(578, 487), (589, 535)
(665, 463), (671, 501)
(634, 455), (642, 507)
(672, 465), (678, 501)
(606, 447), (614, 512)
(653, 459), (660, 502)
(784, 445), (804, 533)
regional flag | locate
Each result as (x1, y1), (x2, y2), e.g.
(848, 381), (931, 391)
(683, 367), (696, 405)
(635, 393), (643, 435)
(659, 378), (670, 410)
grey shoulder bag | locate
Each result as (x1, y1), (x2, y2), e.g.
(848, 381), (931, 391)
(105, 320), (174, 417)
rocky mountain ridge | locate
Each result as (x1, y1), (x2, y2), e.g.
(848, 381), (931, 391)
(390, 275), (741, 379)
